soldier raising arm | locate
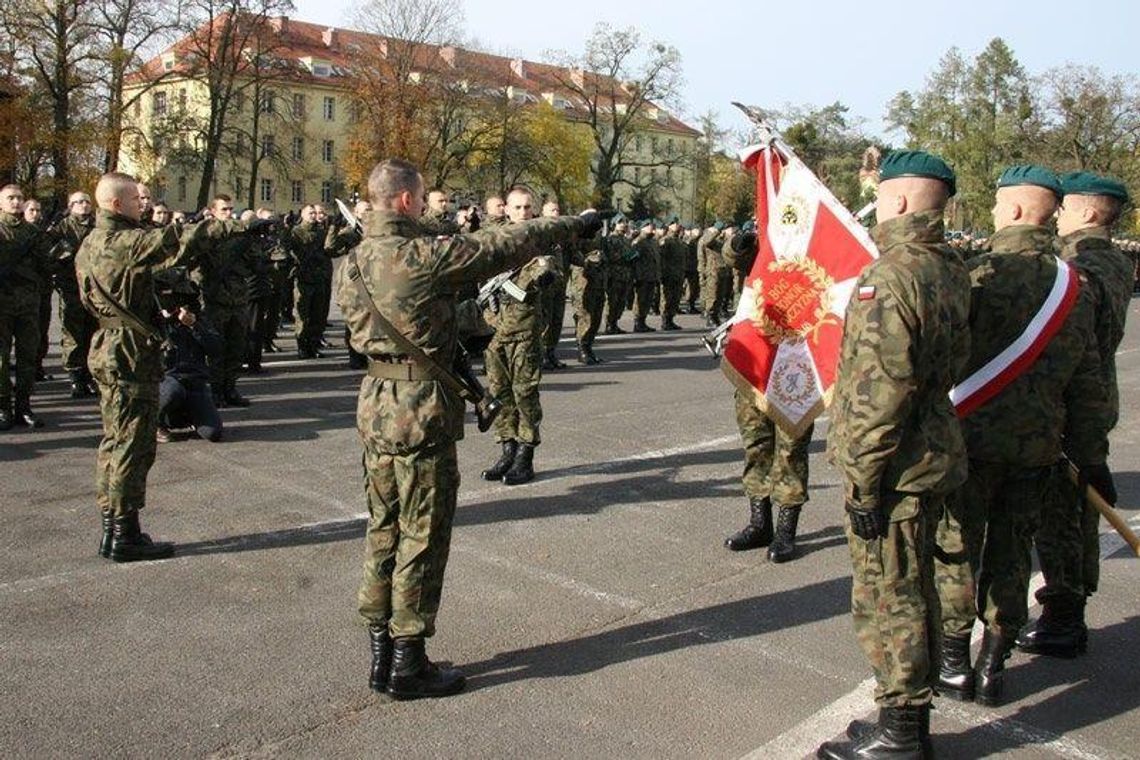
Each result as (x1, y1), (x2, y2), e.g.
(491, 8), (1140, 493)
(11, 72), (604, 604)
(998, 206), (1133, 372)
(336, 158), (601, 701)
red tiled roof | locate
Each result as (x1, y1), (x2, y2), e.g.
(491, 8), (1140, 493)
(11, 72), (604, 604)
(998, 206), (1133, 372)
(132, 14), (700, 138)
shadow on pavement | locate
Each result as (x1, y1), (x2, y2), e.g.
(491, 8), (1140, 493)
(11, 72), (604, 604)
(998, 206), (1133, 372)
(463, 575), (851, 691)
(175, 517), (365, 556)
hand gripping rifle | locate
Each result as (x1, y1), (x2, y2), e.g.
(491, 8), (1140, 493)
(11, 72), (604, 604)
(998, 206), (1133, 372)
(475, 268), (527, 311)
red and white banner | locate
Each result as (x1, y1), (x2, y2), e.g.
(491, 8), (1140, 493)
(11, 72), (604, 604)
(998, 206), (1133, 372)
(721, 143), (879, 436)
(950, 257), (1080, 417)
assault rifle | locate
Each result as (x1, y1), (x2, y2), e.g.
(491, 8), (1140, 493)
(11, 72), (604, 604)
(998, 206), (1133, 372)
(475, 268), (527, 310)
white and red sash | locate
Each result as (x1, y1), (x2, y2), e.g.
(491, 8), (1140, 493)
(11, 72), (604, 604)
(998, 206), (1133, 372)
(950, 257), (1080, 417)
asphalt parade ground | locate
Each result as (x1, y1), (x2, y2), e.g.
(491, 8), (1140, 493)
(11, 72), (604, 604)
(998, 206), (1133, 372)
(3, 297), (1140, 759)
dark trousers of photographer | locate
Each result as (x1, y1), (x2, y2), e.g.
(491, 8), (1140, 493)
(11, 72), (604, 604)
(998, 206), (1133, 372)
(159, 376), (222, 442)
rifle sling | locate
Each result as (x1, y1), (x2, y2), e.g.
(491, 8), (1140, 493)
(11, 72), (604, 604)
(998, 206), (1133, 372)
(347, 252), (478, 403)
(88, 275), (169, 348)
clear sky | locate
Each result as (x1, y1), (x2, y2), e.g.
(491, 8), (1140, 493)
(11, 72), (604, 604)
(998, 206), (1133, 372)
(292, 0), (1136, 145)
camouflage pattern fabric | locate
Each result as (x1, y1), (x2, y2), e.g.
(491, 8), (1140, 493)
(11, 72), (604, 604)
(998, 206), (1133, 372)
(0, 211), (55, 405)
(603, 235), (633, 328)
(659, 232), (687, 321)
(51, 213), (99, 372)
(485, 338), (543, 445)
(631, 234), (661, 323)
(571, 241), (607, 349)
(683, 234), (700, 308)
(828, 208), (971, 708)
(76, 210), (208, 517)
(335, 209), (582, 634)
(698, 229), (733, 318)
(846, 492), (942, 707)
(286, 221), (351, 352)
(192, 219), (254, 389)
(541, 243), (572, 353)
(734, 390), (812, 506)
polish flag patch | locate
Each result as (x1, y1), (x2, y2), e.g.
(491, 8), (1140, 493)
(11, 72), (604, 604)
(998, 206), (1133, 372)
(857, 286), (876, 300)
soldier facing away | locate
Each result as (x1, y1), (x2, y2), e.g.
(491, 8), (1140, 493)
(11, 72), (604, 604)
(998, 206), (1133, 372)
(336, 158), (599, 700)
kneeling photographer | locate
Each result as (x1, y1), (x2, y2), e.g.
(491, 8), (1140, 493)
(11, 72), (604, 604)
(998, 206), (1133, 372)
(156, 269), (224, 442)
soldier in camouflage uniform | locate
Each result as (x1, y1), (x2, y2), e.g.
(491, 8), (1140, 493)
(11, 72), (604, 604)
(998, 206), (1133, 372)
(1018, 172), (1133, 659)
(21, 199), (53, 383)
(682, 227), (700, 313)
(284, 205), (345, 358)
(0, 185), (55, 430)
(631, 219), (661, 332)
(479, 188), (557, 487)
(699, 223), (732, 327)
(819, 152), (969, 760)
(571, 224), (608, 364)
(658, 217), (687, 330)
(933, 166), (1112, 710)
(602, 217), (633, 333)
(539, 200), (570, 370)
(725, 220), (758, 306)
(336, 159), (597, 699)
(241, 208), (277, 374)
(51, 192), (101, 398)
(75, 172), (212, 562)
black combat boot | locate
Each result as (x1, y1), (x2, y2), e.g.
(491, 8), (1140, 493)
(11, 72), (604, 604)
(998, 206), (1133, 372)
(974, 628), (1015, 706)
(577, 345), (591, 365)
(543, 349), (567, 370)
(661, 319), (682, 331)
(724, 496), (773, 551)
(818, 704), (930, 759)
(224, 383), (251, 408)
(386, 637), (466, 700)
(938, 633), (975, 702)
(109, 511), (175, 563)
(368, 624), (393, 694)
(1016, 597), (1088, 658)
(632, 319), (655, 333)
(705, 314), (719, 329)
(481, 440), (518, 481)
(607, 322), (626, 334)
(503, 442), (535, 486)
(585, 347), (603, 364)
(767, 505), (802, 563)
(98, 512), (113, 558)
(13, 400), (42, 428)
(69, 370), (92, 399)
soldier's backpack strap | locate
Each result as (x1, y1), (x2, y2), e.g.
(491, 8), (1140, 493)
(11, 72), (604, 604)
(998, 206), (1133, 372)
(88, 274), (171, 350)
(345, 251), (479, 405)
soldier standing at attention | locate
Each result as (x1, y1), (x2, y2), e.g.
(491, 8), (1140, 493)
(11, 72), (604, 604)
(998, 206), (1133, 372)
(337, 159), (597, 699)
(818, 151), (969, 760)
(22, 198), (53, 383)
(0, 184), (55, 429)
(284, 204), (340, 358)
(658, 216), (686, 330)
(571, 219), (608, 365)
(539, 200), (570, 370)
(931, 166), (1111, 709)
(630, 219), (661, 332)
(699, 222), (731, 327)
(75, 172), (210, 561)
(1018, 172), (1133, 659)
(479, 188), (557, 486)
(682, 226), (700, 314)
(602, 216), (633, 334)
(51, 191), (101, 398)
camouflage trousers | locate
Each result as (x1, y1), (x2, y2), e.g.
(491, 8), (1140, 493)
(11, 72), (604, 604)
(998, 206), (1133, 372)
(573, 283), (606, 349)
(203, 303), (248, 391)
(935, 460), (1053, 638)
(294, 276), (331, 351)
(58, 285), (97, 373)
(357, 439), (460, 639)
(94, 379), (159, 518)
(1033, 469), (1101, 606)
(604, 275), (631, 328)
(661, 276), (683, 322)
(0, 304), (40, 405)
(683, 270), (700, 308)
(734, 391), (812, 506)
(633, 280), (659, 323)
(847, 491), (942, 707)
(541, 280), (568, 353)
(701, 268), (733, 318)
(485, 336), (543, 445)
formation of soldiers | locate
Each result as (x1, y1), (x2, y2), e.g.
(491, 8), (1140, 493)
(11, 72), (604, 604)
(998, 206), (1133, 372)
(2, 146), (1136, 757)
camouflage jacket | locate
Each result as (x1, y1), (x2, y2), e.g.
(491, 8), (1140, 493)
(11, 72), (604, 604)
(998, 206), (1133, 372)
(685, 236), (700, 273)
(571, 232), (608, 294)
(698, 229), (729, 274)
(284, 221), (342, 283)
(659, 233), (688, 281)
(604, 234), (634, 283)
(419, 209), (460, 235)
(0, 211), (55, 314)
(192, 219), (254, 308)
(335, 209), (583, 454)
(827, 209), (971, 512)
(51, 213), (95, 265)
(484, 253), (557, 342)
(632, 234), (661, 282)
(76, 210), (209, 384)
(961, 224), (1109, 466)
(722, 230), (757, 275)
(1059, 226), (1135, 430)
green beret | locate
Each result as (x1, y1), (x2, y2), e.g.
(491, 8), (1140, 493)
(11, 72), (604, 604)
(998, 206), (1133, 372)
(880, 150), (957, 196)
(639, 218), (655, 229)
(611, 212), (626, 223)
(712, 220), (725, 231)
(997, 165), (1062, 197)
(1060, 171), (1131, 204)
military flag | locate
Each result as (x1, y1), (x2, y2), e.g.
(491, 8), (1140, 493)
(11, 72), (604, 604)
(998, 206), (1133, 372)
(721, 135), (878, 435)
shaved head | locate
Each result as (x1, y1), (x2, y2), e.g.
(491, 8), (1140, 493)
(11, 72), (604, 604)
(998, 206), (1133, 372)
(505, 188), (534, 222)
(993, 185), (1059, 230)
(95, 172), (142, 220)
(875, 177), (950, 224)
(1057, 193), (1123, 236)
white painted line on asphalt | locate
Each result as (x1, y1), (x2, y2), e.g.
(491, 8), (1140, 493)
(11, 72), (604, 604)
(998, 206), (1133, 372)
(739, 514), (1140, 760)
(936, 701), (1124, 760)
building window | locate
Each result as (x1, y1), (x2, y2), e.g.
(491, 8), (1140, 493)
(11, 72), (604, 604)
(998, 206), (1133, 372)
(667, 138), (674, 155)
(236, 133), (247, 156)
(291, 136), (304, 161)
(322, 96), (335, 121)
(261, 134), (276, 157)
(260, 178), (274, 203)
(259, 90), (275, 114)
(634, 167), (641, 183)
(178, 88), (187, 111)
(320, 181), (333, 203)
(153, 91), (167, 117)
(235, 176), (245, 200)
(133, 99), (141, 117)
(635, 135), (642, 152)
(177, 176), (187, 203)
(233, 92), (245, 112)
(291, 180), (304, 203)
(322, 139), (334, 163)
(651, 137), (659, 154)
(292, 93), (305, 119)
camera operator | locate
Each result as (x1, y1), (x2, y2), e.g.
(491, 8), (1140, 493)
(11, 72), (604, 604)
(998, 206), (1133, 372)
(155, 270), (224, 443)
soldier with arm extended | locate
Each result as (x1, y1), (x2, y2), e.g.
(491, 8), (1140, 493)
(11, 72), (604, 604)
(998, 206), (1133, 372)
(1018, 172), (1134, 658)
(819, 152), (970, 759)
(337, 159), (597, 700)
(75, 171), (211, 562)
(571, 220), (609, 365)
(539, 200), (570, 370)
